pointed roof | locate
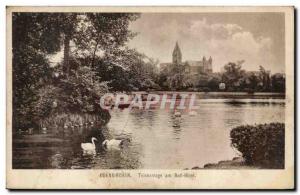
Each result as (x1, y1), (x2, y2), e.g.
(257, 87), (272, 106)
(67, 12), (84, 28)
(173, 41), (181, 55)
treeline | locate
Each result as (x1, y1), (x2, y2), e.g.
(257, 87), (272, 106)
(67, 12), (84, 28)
(155, 62), (285, 93)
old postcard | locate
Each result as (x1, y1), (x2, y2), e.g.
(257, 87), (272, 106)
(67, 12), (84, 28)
(6, 6), (294, 189)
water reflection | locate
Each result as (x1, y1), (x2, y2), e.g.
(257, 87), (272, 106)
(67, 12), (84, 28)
(170, 114), (183, 140)
(13, 98), (285, 169)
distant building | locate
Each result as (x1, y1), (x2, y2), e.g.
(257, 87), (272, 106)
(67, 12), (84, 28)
(160, 42), (213, 75)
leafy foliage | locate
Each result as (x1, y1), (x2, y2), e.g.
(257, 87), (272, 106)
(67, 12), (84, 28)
(221, 62), (246, 90)
(12, 13), (140, 130)
(74, 13), (140, 68)
(12, 13), (63, 130)
(230, 123), (284, 168)
(90, 48), (159, 91)
(160, 63), (192, 90)
(271, 73), (286, 92)
(35, 65), (109, 116)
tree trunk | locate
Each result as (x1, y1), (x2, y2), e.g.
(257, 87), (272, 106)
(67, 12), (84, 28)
(63, 34), (70, 77)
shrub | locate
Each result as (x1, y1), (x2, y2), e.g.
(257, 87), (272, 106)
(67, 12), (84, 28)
(230, 123), (284, 168)
(31, 65), (110, 131)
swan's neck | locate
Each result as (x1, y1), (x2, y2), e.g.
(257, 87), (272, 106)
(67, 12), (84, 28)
(91, 138), (96, 145)
(103, 140), (108, 146)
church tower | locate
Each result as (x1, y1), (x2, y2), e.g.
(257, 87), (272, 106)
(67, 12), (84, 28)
(208, 56), (213, 73)
(172, 42), (182, 64)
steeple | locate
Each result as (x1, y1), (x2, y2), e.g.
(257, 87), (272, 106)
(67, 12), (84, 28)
(172, 41), (182, 64)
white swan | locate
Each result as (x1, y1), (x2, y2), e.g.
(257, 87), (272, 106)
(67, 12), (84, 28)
(188, 111), (197, 116)
(81, 137), (97, 152)
(102, 139), (123, 150)
(174, 111), (181, 117)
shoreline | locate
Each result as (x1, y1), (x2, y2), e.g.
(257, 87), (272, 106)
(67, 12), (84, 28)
(188, 157), (260, 170)
(133, 91), (285, 95)
(132, 91), (286, 99)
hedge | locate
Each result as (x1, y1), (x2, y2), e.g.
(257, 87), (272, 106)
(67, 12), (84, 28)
(230, 123), (284, 169)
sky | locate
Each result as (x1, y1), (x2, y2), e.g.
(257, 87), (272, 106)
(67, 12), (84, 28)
(128, 12), (285, 73)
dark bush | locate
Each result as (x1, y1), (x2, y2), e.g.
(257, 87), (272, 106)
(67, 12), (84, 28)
(230, 123), (284, 168)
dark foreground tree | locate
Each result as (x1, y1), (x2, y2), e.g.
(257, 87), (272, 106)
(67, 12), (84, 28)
(12, 13), (63, 130)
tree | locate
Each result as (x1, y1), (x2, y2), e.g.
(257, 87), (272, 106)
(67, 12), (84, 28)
(221, 62), (245, 91)
(207, 75), (222, 91)
(126, 50), (159, 91)
(157, 68), (170, 90)
(248, 73), (259, 91)
(74, 13), (140, 68)
(60, 13), (79, 76)
(259, 66), (271, 92)
(87, 47), (159, 91)
(271, 73), (285, 93)
(197, 73), (210, 89)
(12, 13), (63, 130)
(164, 62), (192, 90)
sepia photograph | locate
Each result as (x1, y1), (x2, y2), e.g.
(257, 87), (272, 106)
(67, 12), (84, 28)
(6, 6), (294, 189)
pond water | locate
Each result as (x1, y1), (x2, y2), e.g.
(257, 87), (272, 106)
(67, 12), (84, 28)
(13, 93), (285, 169)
